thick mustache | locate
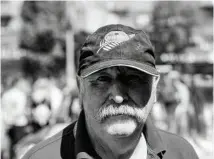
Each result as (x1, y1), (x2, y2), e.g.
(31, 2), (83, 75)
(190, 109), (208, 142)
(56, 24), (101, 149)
(97, 104), (145, 121)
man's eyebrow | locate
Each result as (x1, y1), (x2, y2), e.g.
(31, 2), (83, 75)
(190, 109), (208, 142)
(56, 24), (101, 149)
(125, 69), (147, 75)
(88, 70), (112, 79)
(97, 69), (112, 75)
(125, 71), (153, 79)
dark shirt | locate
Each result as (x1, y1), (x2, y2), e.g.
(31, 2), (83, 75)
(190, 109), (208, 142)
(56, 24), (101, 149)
(22, 111), (199, 159)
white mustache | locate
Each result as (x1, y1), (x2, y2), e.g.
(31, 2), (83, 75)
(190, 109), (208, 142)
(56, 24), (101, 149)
(97, 104), (146, 121)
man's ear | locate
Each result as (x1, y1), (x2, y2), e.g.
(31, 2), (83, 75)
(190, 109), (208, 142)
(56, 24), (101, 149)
(76, 76), (84, 105)
(76, 76), (80, 90)
(76, 75), (85, 92)
(153, 75), (160, 89)
(152, 75), (160, 102)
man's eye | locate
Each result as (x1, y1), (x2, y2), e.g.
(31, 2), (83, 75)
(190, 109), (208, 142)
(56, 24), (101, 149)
(96, 76), (112, 83)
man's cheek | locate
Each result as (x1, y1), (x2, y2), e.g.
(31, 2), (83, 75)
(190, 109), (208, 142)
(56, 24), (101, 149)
(90, 87), (107, 97)
(83, 96), (100, 116)
(129, 87), (151, 106)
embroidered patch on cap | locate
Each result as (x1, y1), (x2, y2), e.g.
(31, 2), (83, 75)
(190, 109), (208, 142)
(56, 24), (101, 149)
(97, 31), (135, 53)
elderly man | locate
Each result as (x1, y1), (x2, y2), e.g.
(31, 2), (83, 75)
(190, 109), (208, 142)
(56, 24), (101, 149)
(22, 24), (198, 159)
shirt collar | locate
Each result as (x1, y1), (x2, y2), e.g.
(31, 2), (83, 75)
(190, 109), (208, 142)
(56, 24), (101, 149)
(144, 118), (166, 159)
(74, 111), (166, 159)
(144, 118), (166, 155)
(74, 111), (101, 159)
(130, 133), (147, 159)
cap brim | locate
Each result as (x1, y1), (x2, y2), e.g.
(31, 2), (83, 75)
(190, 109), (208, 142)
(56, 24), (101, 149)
(80, 59), (159, 78)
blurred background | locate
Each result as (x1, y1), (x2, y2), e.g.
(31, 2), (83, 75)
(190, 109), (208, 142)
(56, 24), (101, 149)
(1, 1), (213, 159)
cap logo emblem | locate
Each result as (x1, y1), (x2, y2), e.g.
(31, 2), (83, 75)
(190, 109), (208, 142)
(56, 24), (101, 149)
(98, 31), (135, 53)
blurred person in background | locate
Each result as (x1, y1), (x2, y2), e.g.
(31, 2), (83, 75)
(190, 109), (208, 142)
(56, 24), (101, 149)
(164, 70), (190, 136)
(1, 115), (10, 159)
(13, 77), (64, 159)
(31, 77), (63, 125)
(13, 103), (52, 159)
(1, 77), (32, 159)
(187, 75), (207, 138)
(22, 24), (198, 159)
(31, 98), (52, 132)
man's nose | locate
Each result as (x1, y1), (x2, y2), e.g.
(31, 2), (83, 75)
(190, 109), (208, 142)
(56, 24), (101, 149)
(108, 82), (128, 103)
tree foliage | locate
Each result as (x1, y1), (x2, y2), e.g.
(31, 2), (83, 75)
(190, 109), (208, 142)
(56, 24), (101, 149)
(19, 1), (70, 78)
(20, 1), (68, 54)
(150, 1), (197, 58)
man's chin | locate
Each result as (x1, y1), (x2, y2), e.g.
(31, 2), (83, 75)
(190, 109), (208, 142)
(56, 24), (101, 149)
(103, 117), (137, 137)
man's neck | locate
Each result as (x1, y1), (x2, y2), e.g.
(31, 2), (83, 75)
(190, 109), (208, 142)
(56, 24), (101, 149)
(85, 118), (144, 159)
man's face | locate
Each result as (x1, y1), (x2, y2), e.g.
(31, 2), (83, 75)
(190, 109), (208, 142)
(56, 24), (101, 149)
(80, 66), (156, 137)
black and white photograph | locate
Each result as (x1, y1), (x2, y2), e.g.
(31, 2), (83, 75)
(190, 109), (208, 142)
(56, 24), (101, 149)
(1, 1), (213, 159)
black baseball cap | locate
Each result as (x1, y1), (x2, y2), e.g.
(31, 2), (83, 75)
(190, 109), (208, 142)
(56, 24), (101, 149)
(78, 24), (159, 78)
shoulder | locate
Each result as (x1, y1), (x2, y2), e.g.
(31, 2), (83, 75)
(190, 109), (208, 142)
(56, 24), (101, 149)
(21, 122), (76, 159)
(157, 129), (199, 159)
